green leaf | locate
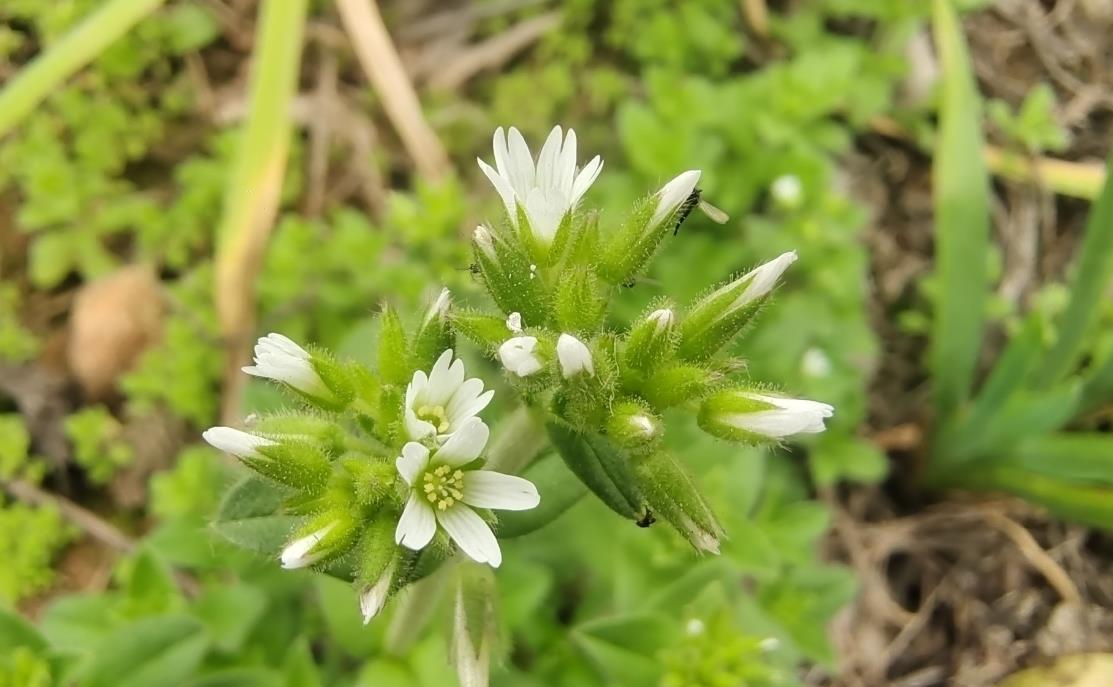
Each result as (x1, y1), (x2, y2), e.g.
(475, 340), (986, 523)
(211, 473), (301, 555)
(496, 453), (587, 538)
(945, 384), (1080, 466)
(962, 465), (1113, 528)
(282, 638), (323, 687)
(85, 615), (209, 687)
(1006, 434), (1113, 485)
(1034, 146), (1113, 386)
(39, 594), (120, 653)
(930, 0), (991, 418)
(191, 585), (267, 653)
(0, 606), (48, 653)
(186, 669), (280, 687)
(572, 613), (673, 685)
(547, 423), (645, 520)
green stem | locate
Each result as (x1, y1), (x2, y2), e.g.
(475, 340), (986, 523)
(0, 0), (168, 139)
(484, 405), (549, 474)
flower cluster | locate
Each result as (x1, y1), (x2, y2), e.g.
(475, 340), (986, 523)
(204, 125), (833, 687)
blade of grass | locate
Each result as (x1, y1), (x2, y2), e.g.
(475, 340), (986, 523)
(1032, 147), (1113, 387)
(930, 0), (991, 419)
(214, 0), (308, 422)
(961, 465), (1113, 529)
(1007, 434), (1113, 485)
(0, 0), (168, 139)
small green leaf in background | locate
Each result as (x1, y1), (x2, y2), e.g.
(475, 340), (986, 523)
(85, 615), (209, 687)
(573, 613), (675, 685)
(282, 638), (323, 687)
(0, 607), (49, 653)
(211, 474), (300, 554)
(930, 0), (991, 419)
(192, 585), (267, 653)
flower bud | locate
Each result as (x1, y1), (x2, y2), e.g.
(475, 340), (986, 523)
(677, 252), (797, 361)
(506, 312), (523, 333)
(600, 170), (701, 285)
(553, 267), (606, 334)
(411, 288), (455, 373)
(556, 334), (594, 379)
(472, 225), (550, 326)
(251, 440), (332, 492)
(697, 389), (834, 443)
(547, 422), (646, 521)
(360, 561), (394, 625)
(499, 336), (544, 377)
(342, 457), (397, 507)
(452, 564), (497, 687)
(605, 400), (661, 454)
(624, 306), (677, 373)
(243, 333), (346, 407)
(640, 363), (720, 409)
(378, 304), (410, 386)
(280, 513), (358, 569)
(358, 516), (397, 624)
(632, 451), (723, 554)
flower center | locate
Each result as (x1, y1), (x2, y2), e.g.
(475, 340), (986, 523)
(416, 404), (450, 433)
(422, 465), (465, 510)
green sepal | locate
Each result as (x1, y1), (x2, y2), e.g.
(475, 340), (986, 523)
(412, 291), (455, 372)
(546, 422), (646, 521)
(342, 456), (398, 508)
(299, 511), (361, 568)
(356, 514), (397, 587)
(475, 224), (550, 326)
(553, 265), (607, 335)
(307, 353), (356, 409)
(377, 385), (405, 446)
(251, 441), (332, 492)
(252, 414), (348, 455)
(632, 451), (723, 554)
(378, 304), (411, 386)
(696, 390), (778, 443)
(598, 194), (660, 285)
(677, 275), (766, 361)
(623, 302), (677, 373)
(453, 310), (511, 354)
(640, 363), (721, 409)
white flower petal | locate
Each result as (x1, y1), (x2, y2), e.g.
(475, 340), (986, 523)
(396, 493), (437, 550)
(406, 370), (428, 408)
(462, 471), (540, 511)
(280, 523), (335, 569)
(737, 251), (798, 306)
(506, 127), (536, 196)
(558, 128), (578, 195)
(446, 379), (492, 421)
(360, 563), (393, 625)
(448, 390), (495, 428)
(729, 393), (834, 438)
(571, 155), (603, 204)
(650, 170), (701, 228)
(556, 333), (594, 378)
(436, 418), (490, 467)
(397, 442), (431, 486)
(202, 427), (273, 458)
(506, 312), (523, 333)
(478, 158), (516, 221)
(436, 505), (502, 567)
(498, 336), (542, 377)
(536, 125), (563, 194)
(404, 408), (436, 442)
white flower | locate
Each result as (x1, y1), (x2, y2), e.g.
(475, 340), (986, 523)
(394, 418), (540, 567)
(477, 126), (603, 243)
(280, 522), (336, 569)
(405, 349), (494, 444)
(556, 333), (594, 378)
(360, 562), (394, 625)
(424, 287), (451, 324)
(725, 393), (834, 438)
(498, 336), (543, 377)
(506, 312), (523, 333)
(801, 347), (832, 378)
(649, 170), (701, 228)
(201, 426), (274, 458)
(700, 251), (797, 319)
(243, 333), (332, 400)
(771, 174), (803, 208)
(647, 308), (674, 333)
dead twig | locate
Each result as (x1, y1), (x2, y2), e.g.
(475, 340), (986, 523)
(306, 50), (338, 217)
(424, 11), (561, 91)
(740, 0), (769, 38)
(336, 0), (450, 181)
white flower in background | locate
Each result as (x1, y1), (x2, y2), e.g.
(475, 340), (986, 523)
(556, 333), (594, 378)
(394, 418), (540, 567)
(498, 336), (543, 377)
(771, 174), (803, 208)
(506, 312), (523, 333)
(280, 522), (337, 569)
(801, 347), (832, 378)
(649, 170), (701, 228)
(243, 333), (332, 400)
(477, 125), (603, 243)
(722, 393), (833, 439)
(405, 349), (494, 444)
(201, 426), (274, 459)
(360, 562), (394, 625)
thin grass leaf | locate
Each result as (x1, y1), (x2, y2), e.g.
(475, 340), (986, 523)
(1008, 434), (1113, 485)
(214, 0), (308, 339)
(962, 465), (1113, 528)
(1033, 147), (1113, 387)
(0, 0), (168, 139)
(1080, 352), (1113, 413)
(930, 0), (991, 419)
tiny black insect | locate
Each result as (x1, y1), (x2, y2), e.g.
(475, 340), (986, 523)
(672, 188), (702, 235)
(636, 509), (656, 528)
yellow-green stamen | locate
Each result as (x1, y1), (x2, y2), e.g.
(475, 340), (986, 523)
(416, 404), (451, 433)
(422, 464), (465, 511)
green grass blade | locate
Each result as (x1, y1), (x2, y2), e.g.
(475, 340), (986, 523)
(962, 465), (1113, 529)
(1033, 147), (1113, 387)
(0, 0), (168, 139)
(930, 0), (992, 419)
(1008, 434), (1113, 485)
(1080, 352), (1113, 413)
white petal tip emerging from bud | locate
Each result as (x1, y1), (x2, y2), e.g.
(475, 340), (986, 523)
(280, 523), (336, 569)
(201, 426), (273, 459)
(647, 308), (675, 334)
(425, 288), (451, 323)
(556, 333), (594, 378)
(759, 637), (781, 652)
(498, 336), (543, 377)
(734, 393), (834, 438)
(360, 565), (394, 625)
(650, 170), (702, 227)
(631, 415), (656, 437)
(506, 312), (523, 333)
(738, 251), (798, 305)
